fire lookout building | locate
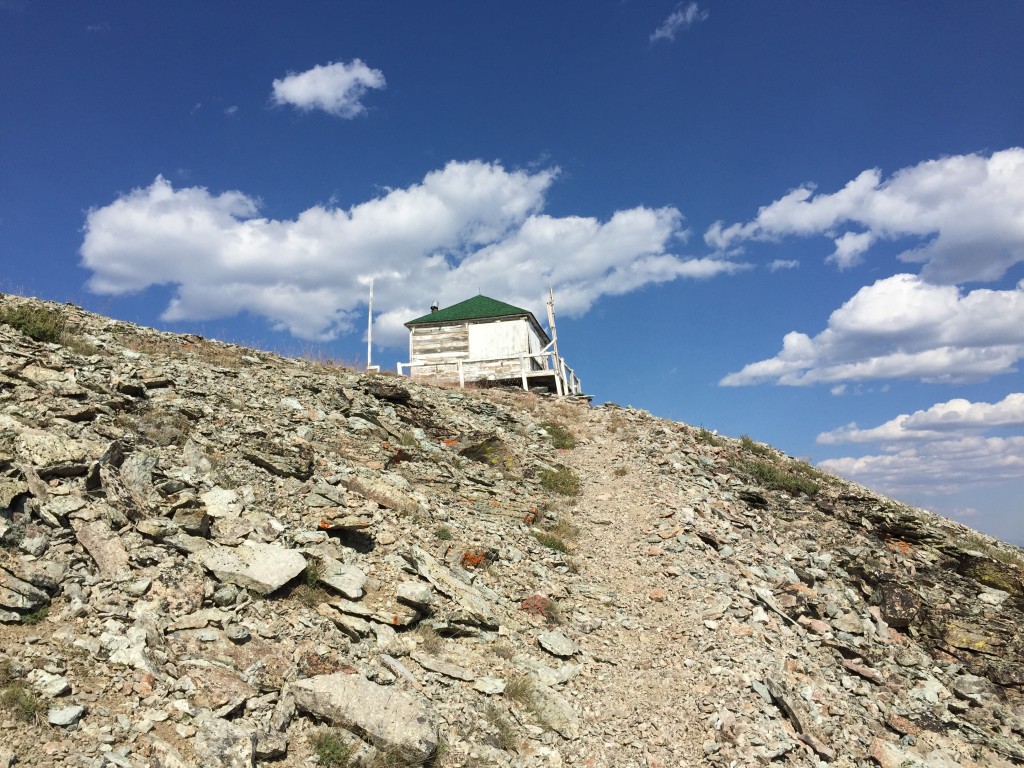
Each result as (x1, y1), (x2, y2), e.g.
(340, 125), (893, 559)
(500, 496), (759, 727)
(397, 295), (583, 396)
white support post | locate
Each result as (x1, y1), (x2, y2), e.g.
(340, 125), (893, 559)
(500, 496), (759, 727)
(520, 356), (528, 392)
(458, 360), (465, 389)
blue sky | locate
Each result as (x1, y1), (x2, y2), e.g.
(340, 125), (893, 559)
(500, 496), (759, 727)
(2, 2), (1023, 544)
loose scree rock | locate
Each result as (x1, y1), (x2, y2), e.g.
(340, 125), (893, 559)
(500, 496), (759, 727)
(0, 293), (1022, 767)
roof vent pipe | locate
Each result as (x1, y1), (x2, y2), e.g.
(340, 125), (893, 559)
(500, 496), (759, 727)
(430, 301), (439, 313)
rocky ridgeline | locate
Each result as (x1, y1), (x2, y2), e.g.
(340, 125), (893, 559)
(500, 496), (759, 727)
(0, 292), (1022, 768)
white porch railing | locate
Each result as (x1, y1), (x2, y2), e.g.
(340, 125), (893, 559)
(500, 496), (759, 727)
(398, 350), (582, 396)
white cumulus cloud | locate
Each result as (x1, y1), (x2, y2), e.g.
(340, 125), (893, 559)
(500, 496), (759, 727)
(721, 273), (1024, 387)
(818, 393), (1024, 445)
(768, 259), (799, 272)
(818, 393), (1024, 498)
(650, 2), (708, 43)
(828, 231), (874, 270)
(80, 161), (746, 345)
(271, 59), (385, 118)
(705, 148), (1024, 283)
(819, 436), (1024, 496)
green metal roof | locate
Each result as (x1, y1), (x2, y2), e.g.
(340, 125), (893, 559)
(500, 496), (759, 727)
(405, 295), (535, 326)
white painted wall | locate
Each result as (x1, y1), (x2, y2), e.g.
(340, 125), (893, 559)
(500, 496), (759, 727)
(468, 319), (530, 359)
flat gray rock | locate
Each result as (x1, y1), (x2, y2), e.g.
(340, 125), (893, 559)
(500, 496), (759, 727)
(342, 472), (422, 515)
(201, 487), (243, 519)
(411, 651), (475, 681)
(318, 556), (366, 599)
(193, 716), (257, 768)
(291, 673), (439, 763)
(199, 541), (305, 595)
(28, 669), (71, 697)
(0, 565), (49, 611)
(396, 580), (434, 609)
(71, 518), (131, 580)
(538, 630), (579, 658)
(529, 684), (582, 740)
(473, 677), (506, 695)
(15, 432), (88, 467)
(404, 546), (498, 629)
(47, 704), (86, 726)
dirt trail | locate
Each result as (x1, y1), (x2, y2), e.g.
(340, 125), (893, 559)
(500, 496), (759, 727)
(561, 422), (711, 767)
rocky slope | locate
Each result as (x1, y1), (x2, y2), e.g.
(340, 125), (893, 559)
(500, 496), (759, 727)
(0, 292), (1022, 768)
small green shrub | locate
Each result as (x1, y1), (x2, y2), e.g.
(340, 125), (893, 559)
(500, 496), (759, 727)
(310, 728), (355, 767)
(694, 427), (724, 447)
(613, 466), (628, 477)
(434, 526), (453, 541)
(540, 421), (576, 450)
(21, 607), (47, 625)
(0, 304), (66, 343)
(284, 561), (329, 607)
(303, 559), (324, 587)
(538, 466), (580, 496)
(1, 522), (26, 549)
(0, 682), (45, 723)
(532, 531), (568, 553)
(502, 674), (555, 731)
(740, 434), (773, 457)
(742, 459), (819, 497)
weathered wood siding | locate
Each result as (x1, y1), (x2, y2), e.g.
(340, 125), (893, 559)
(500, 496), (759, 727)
(410, 325), (469, 359)
(409, 317), (550, 380)
(408, 324), (469, 378)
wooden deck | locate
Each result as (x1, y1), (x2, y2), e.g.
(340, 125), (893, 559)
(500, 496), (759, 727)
(398, 351), (583, 396)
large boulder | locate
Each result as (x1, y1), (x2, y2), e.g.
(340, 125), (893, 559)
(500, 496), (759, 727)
(199, 541), (305, 595)
(877, 583), (921, 629)
(291, 673), (439, 763)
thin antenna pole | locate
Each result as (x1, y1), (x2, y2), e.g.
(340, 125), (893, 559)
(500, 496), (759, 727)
(546, 285), (560, 362)
(367, 278), (374, 370)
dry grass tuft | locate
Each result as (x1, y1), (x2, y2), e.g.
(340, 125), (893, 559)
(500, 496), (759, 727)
(415, 624), (444, 655)
(484, 703), (517, 750)
(503, 674), (536, 706)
